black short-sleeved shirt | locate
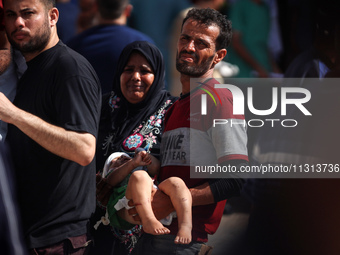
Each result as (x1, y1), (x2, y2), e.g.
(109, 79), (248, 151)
(7, 41), (101, 249)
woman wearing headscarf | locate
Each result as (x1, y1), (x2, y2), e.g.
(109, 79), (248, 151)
(90, 41), (177, 255)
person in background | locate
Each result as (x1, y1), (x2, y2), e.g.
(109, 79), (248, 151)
(226, 0), (282, 164)
(244, 2), (340, 254)
(284, 4), (338, 78)
(67, 0), (154, 94)
(0, 0), (9, 75)
(56, 0), (79, 42)
(77, 0), (99, 33)
(0, 0), (101, 253)
(0, 143), (27, 255)
(0, 0), (26, 142)
(130, 8), (248, 255)
(227, 0), (280, 77)
(129, 0), (192, 88)
(0, 0), (12, 141)
(264, 0), (283, 66)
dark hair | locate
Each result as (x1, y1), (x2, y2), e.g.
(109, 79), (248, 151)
(3, 0), (55, 9)
(40, 0), (55, 9)
(97, 0), (128, 20)
(181, 7), (232, 50)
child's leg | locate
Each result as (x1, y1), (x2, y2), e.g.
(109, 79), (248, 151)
(126, 170), (170, 235)
(158, 177), (192, 244)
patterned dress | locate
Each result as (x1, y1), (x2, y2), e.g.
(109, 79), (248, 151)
(95, 92), (176, 254)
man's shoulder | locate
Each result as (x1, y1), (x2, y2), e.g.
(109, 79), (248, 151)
(112, 25), (155, 44)
(66, 25), (102, 46)
(67, 25), (154, 47)
(284, 48), (319, 78)
(191, 79), (233, 103)
(46, 42), (98, 82)
(54, 42), (90, 66)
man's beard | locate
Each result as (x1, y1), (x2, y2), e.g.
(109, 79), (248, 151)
(7, 17), (51, 55)
(176, 50), (214, 77)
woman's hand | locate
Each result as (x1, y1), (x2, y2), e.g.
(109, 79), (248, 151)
(96, 173), (113, 207)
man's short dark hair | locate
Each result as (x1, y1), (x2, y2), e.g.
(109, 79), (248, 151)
(40, 0), (55, 9)
(97, 0), (128, 20)
(3, 0), (55, 9)
(181, 8), (232, 51)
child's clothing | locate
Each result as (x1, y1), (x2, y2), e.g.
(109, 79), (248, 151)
(97, 152), (176, 231)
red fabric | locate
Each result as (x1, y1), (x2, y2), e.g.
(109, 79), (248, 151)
(159, 79), (248, 242)
(0, 0), (4, 31)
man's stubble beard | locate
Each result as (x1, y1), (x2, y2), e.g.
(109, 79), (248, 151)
(176, 51), (214, 77)
(7, 15), (51, 56)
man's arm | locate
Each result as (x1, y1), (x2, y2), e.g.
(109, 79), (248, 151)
(189, 182), (215, 206)
(0, 92), (95, 166)
(187, 161), (246, 206)
(208, 160), (247, 202)
(143, 160), (247, 220)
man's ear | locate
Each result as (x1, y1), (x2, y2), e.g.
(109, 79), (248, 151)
(125, 4), (133, 18)
(49, 7), (59, 27)
(212, 49), (227, 67)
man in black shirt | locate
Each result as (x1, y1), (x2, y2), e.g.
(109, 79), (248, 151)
(0, 0), (101, 254)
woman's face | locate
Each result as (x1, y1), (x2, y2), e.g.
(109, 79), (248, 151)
(120, 51), (155, 104)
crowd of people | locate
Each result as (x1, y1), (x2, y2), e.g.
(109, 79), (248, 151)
(1, 0), (340, 255)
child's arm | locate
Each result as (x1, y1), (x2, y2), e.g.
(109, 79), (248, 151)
(106, 159), (136, 187)
(106, 153), (151, 187)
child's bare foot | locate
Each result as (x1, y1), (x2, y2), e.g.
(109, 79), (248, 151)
(143, 218), (170, 235)
(174, 225), (192, 244)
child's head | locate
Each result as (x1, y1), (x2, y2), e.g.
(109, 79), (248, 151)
(102, 152), (131, 177)
(110, 154), (131, 169)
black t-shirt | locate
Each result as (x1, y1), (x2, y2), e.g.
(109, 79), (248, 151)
(7, 41), (101, 248)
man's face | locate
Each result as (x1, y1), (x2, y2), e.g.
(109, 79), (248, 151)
(176, 18), (220, 77)
(4, 0), (51, 54)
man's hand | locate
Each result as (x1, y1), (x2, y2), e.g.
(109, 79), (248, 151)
(96, 173), (113, 207)
(127, 187), (175, 221)
(0, 92), (18, 123)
